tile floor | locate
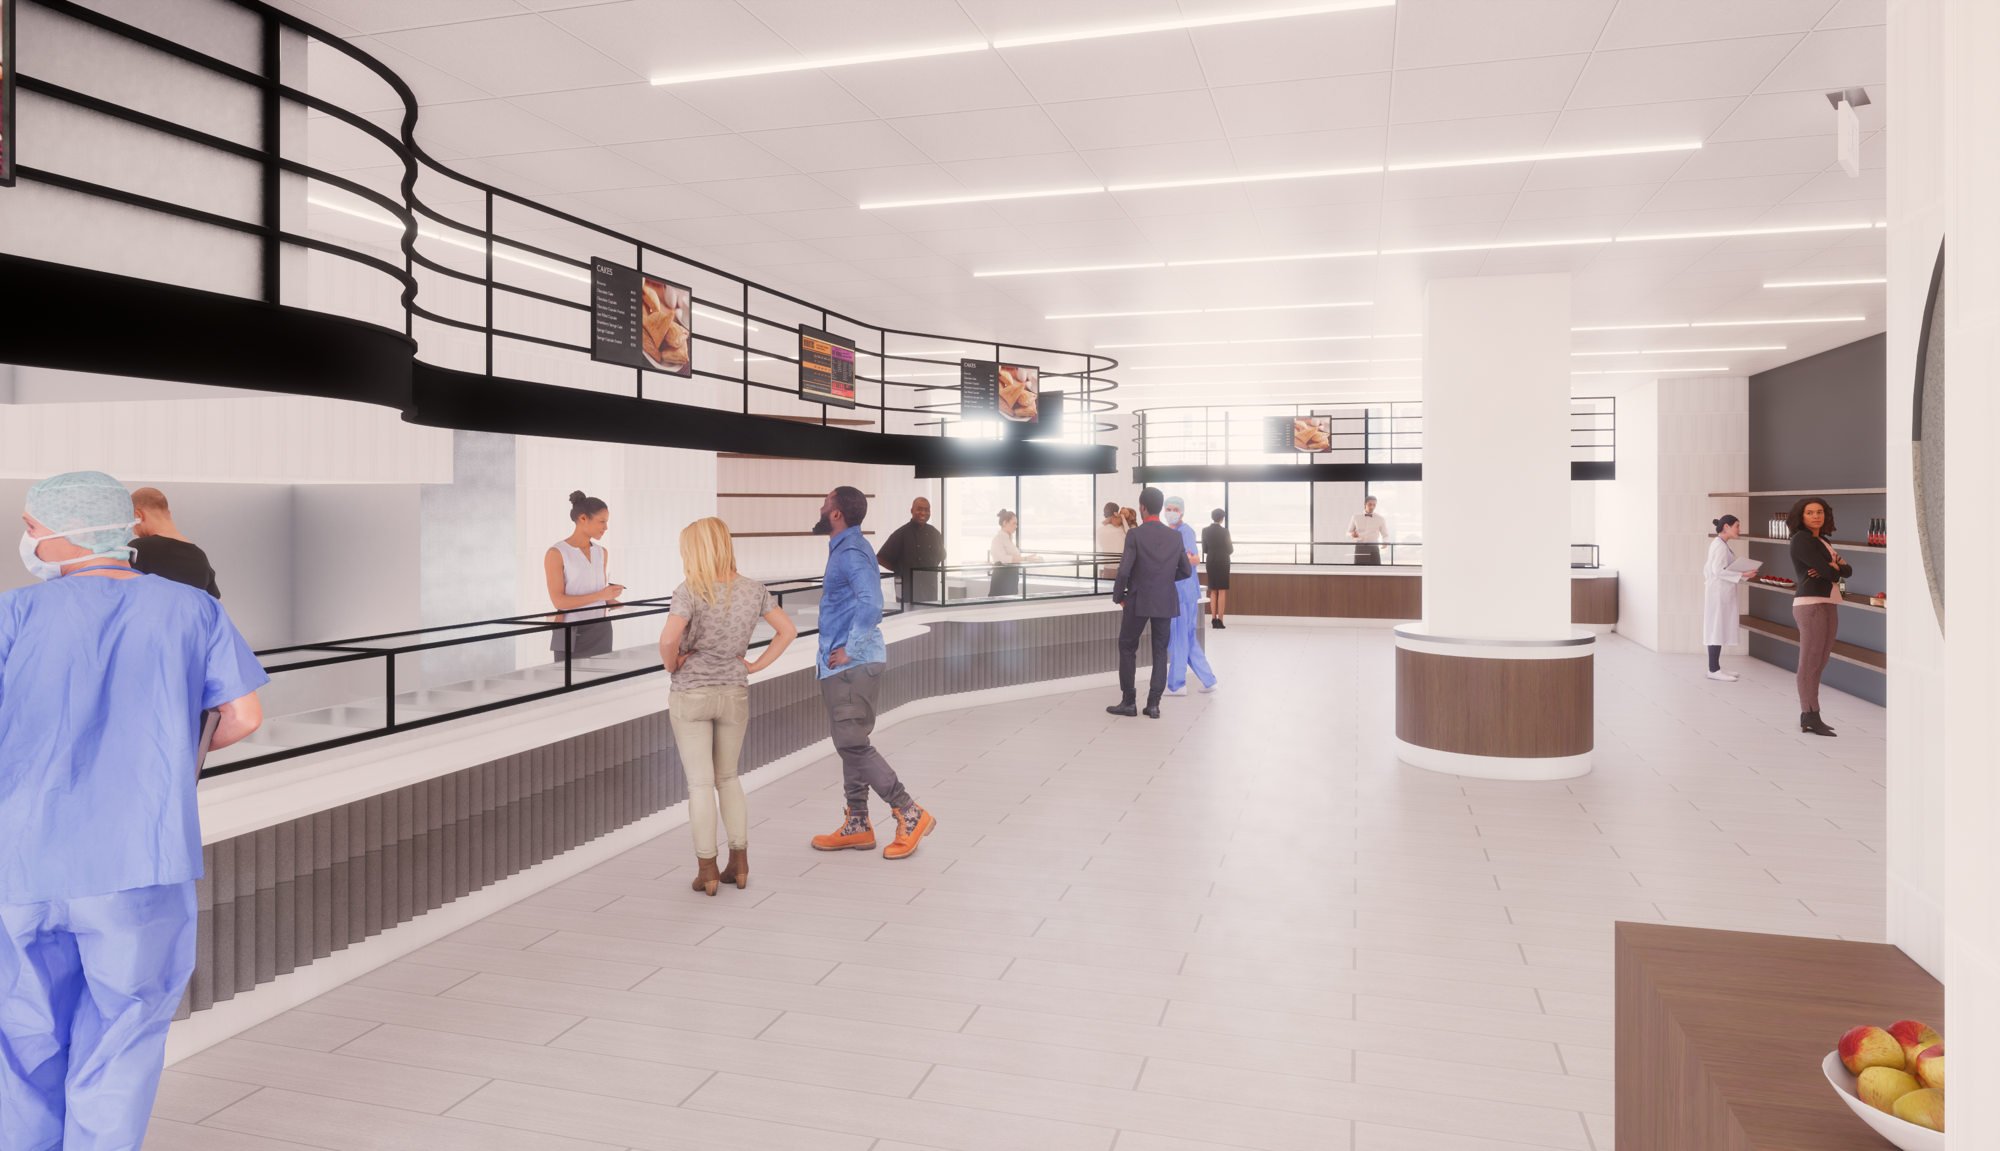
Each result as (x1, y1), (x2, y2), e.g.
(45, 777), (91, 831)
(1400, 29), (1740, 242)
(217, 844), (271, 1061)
(149, 625), (1886, 1151)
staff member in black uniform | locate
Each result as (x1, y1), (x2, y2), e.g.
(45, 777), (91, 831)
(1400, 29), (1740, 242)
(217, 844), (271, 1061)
(874, 496), (944, 607)
(128, 487), (220, 598)
(1201, 508), (1232, 629)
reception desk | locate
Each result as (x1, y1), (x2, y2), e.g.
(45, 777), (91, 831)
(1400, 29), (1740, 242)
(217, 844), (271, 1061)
(1209, 565), (1618, 627)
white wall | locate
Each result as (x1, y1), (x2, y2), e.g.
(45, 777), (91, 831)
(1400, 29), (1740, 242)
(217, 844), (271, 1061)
(1599, 383), (1661, 649)
(716, 456), (933, 581)
(1423, 274), (1573, 640)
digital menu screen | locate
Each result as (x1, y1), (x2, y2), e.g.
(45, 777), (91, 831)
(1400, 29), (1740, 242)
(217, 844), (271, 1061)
(589, 259), (692, 377)
(2, 0), (15, 188)
(959, 360), (1039, 423)
(799, 326), (857, 408)
(1266, 415), (1331, 453)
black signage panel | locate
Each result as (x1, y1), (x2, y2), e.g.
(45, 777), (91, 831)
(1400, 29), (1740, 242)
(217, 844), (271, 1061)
(2, 0), (16, 188)
(959, 359), (1040, 423)
(799, 325), (857, 408)
(959, 359), (998, 416)
(589, 259), (693, 376)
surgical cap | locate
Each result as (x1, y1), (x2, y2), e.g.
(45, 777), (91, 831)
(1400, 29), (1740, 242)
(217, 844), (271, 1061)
(25, 471), (137, 558)
(1164, 493), (1186, 510)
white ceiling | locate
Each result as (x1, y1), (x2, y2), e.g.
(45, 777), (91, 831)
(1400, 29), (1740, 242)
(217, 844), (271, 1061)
(277, 0), (1888, 407)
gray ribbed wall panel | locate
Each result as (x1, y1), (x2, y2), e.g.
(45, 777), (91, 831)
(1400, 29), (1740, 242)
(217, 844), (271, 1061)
(177, 608), (1163, 1018)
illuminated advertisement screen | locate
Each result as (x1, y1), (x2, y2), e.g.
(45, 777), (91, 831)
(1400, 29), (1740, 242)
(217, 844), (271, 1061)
(959, 360), (1040, 423)
(1266, 415), (1331, 453)
(589, 259), (693, 377)
(2, 0), (15, 188)
(799, 325), (857, 408)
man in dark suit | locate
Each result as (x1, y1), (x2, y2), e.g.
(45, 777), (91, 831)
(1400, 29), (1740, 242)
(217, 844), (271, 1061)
(1108, 487), (1192, 718)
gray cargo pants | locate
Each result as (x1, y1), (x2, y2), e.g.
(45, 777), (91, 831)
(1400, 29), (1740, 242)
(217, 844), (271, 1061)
(820, 662), (914, 816)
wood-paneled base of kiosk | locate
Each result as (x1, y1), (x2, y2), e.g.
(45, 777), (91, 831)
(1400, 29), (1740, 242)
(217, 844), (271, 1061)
(1393, 625), (1594, 780)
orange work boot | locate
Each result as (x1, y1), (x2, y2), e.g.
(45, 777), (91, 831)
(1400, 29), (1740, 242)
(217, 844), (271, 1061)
(883, 804), (936, 860)
(811, 808), (876, 851)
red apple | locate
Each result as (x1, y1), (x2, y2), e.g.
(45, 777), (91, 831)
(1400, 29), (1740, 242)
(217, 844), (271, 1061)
(1839, 1024), (1905, 1074)
(1857, 1066), (1921, 1114)
(1915, 1043), (1945, 1090)
(1893, 1087), (1945, 1132)
(1887, 1019), (1943, 1068)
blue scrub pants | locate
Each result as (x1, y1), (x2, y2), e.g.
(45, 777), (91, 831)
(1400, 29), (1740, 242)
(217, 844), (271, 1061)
(0, 882), (197, 1151)
(1165, 583), (1216, 692)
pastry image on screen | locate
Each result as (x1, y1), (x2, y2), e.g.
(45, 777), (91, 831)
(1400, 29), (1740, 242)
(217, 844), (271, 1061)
(640, 277), (692, 376)
(1293, 416), (1331, 453)
(998, 363), (1039, 423)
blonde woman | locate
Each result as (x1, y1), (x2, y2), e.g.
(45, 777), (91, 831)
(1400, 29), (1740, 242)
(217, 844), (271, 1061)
(658, 518), (797, 896)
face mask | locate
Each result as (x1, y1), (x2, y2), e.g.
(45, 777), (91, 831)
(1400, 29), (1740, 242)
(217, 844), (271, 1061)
(1163, 509), (1182, 526)
(17, 520), (138, 581)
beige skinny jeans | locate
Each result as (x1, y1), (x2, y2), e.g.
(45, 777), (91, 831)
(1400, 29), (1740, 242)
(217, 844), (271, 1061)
(668, 685), (750, 858)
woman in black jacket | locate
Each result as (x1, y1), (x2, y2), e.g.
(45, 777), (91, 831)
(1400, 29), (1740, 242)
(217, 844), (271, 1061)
(1788, 497), (1851, 737)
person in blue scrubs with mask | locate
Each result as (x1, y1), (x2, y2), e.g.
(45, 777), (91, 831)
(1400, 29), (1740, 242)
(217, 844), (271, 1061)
(1161, 494), (1218, 697)
(0, 471), (267, 1151)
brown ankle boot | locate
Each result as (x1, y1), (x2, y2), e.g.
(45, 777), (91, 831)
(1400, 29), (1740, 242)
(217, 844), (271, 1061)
(691, 856), (719, 897)
(717, 847), (749, 890)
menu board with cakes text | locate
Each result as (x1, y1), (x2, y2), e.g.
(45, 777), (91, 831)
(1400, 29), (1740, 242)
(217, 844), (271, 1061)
(589, 259), (692, 377)
(959, 359), (1040, 423)
(799, 326), (857, 408)
(2, 0), (15, 188)
(1266, 415), (1331, 454)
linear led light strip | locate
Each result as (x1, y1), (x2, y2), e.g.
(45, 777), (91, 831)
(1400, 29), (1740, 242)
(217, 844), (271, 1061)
(870, 142), (1701, 210)
(1099, 333), (1419, 350)
(1572, 346), (1783, 356)
(650, 1), (1393, 85)
(1764, 277), (1886, 287)
(978, 222), (1882, 278)
(1128, 376), (1423, 386)
(1047, 301), (1369, 320)
(1574, 316), (1865, 331)
(309, 195), (592, 283)
(1573, 367), (1729, 375)
(1132, 359), (1420, 369)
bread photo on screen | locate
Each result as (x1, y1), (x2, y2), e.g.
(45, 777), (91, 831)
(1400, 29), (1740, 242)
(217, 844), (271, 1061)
(641, 280), (691, 371)
(998, 364), (1039, 421)
(1293, 417), (1331, 453)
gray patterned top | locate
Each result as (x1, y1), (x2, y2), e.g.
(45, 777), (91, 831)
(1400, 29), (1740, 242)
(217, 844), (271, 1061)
(668, 576), (778, 691)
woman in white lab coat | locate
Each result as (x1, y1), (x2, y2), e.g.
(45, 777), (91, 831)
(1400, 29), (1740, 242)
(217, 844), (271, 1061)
(1702, 515), (1758, 681)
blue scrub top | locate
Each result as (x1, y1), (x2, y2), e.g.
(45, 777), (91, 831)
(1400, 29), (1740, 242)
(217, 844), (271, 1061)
(0, 571), (268, 904)
(1174, 521), (1202, 605)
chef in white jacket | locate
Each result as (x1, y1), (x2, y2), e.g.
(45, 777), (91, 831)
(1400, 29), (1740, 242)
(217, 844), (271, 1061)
(1702, 514), (1759, 681)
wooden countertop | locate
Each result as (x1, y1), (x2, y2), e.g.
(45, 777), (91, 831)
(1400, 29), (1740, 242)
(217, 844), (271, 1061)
(1617, 922), (1942, 1151)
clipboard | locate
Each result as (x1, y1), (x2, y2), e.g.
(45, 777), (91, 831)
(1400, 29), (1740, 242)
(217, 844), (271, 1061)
(1725, 556), (1762, 574)
(195, 707), (222, 774)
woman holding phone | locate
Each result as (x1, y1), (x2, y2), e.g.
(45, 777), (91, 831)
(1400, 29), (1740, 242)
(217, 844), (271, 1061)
(1788, 497), (1850, 737)
(545, 490), (623, 661)
(659, 518), (797, 896)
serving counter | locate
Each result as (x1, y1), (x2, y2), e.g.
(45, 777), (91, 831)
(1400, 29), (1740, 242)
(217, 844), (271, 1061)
(170, 594), (1164, 1062)
(1208, 565), (1619, 627)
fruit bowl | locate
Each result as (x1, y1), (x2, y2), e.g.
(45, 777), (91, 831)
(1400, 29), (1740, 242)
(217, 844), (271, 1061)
(1822, 1052), (1945, 1150)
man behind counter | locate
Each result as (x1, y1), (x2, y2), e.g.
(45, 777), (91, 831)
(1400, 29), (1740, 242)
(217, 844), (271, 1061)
(874, 496), (944, 607)
(129, 487), (220, 598)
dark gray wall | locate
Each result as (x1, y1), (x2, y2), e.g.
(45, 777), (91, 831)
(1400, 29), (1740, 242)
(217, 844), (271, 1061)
(1749, 333), (1886, 492)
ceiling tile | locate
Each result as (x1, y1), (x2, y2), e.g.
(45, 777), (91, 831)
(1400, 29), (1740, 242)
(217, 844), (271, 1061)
(669, 73), (881, 133)
(1596, 1), (1835, 49)
(1543, 98), (1744, 150)
(1643, 173), (1818, 212)
(1042, 90), (1228, 152)
(1018, 218), (1156, 252)
(1710, 86), (1884, 141)
(1076, 139), (1240, 185)
(481, 147), (666, 194)
(811, 163), (968, 204)
(1109, 185), (1257, 222)
(1519, 152), (1692, 191)
(738, 0), (983, 55)
(612, 135), (795, 182)
(1381, 192), (1518, 229)
(1211, 74), (1393, 138)
(1509, 183), (1658, 220)
(1188, 7), (1396, 86)
(743, 121), (935, 173)
(1227, 126), (1387, 173)
(346, 34), (501, 103)
(1815, 0), (1886, 29)
(570, 184), (737, 224)
(828, 52), (1042, 119)
(806, 231), (932, 260)
(372, 14), (641, 95)
(954, 0), (1182, 43)
(1386, 113), (1560, 164)
(937, 153), (1104, 194)
(1567, 36), (1802, 107)
(1391, 0), (1616, 69)
(507, 84), (730, 147)
(538, 1), (796, 81)
(683, 173), (851, 214)
(700, 239), (839, 268)
(1382, 166), (1534, 200)
(753, 207), (901, 241)
(1674, 137), (1837, 181)
(1781, 168), (1887, 204)
(296, 0), (527, 35)
(1391, 55), (1589, 123)
(1755, 25), (1888, 93)
(411, 101), (593, 157)
(998, 32), (1210, 104)
(887, 107), (1074, 163)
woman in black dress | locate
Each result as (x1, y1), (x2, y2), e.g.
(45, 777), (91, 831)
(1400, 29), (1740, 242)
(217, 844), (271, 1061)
(1788, 496), (1851, 737)
(1201, 508), (1232, 629)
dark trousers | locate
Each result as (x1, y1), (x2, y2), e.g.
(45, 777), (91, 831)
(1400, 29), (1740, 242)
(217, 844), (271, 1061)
(1117, 610), (1173, 705)
(819, 663), (913, 815)
(1355, 544), (1381, 565)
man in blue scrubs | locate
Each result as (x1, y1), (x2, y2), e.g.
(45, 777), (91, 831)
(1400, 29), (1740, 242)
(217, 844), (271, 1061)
(1161, 494), (1218, 697)
(0, 471), (267, 1150)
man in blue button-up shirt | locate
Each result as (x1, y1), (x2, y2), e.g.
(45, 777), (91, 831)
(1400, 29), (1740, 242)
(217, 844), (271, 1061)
(808, 487), (936, 860)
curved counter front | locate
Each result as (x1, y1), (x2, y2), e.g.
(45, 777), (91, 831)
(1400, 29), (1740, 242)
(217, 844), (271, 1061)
(1392, 623), (1596, 781)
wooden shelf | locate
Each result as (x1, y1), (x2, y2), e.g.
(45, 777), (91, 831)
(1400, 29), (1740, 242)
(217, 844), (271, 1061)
(1739, 534), (1886, 552)
(1740, 614), (1886, 670)
(1706, 488), (1886, 497)
(1746, 582), (1885, 613)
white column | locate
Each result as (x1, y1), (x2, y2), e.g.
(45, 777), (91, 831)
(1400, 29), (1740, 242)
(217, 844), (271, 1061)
(1422, 274), (1574, 639)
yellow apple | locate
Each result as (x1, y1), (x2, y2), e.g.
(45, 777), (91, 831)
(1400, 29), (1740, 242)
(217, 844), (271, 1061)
(1887, 1019), (1942, 1068)
(1839, 1024), (1904, 1074)
(1915, 1043), (1944, 1090)
(1858, 1066), (1922, 1114)
(1893, 1087), (1945, 1132)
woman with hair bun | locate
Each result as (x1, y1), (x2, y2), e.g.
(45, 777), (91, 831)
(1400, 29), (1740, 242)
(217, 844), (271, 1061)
(1701, 514), (1758, 681)
(544, 490), (624, 661)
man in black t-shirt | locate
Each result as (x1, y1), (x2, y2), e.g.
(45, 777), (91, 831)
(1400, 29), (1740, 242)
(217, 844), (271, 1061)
(874, 497), (944, 607)
(129, 487), (221, 598)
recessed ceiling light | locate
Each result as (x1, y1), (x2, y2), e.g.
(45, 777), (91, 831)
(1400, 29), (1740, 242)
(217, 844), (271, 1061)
(1572, 367), (1729, 375)
(1046, 301), (1371, 319)
(1571, 346), (1784, 355)
(1614, 222), (1877, 243)
(654, 1), (1391, 86)
(1573, 317), (1864, 331)
(1098, 334), (1420, 349)
(1763, 277), (1887, 288)
(1165, 250), (1377, 269)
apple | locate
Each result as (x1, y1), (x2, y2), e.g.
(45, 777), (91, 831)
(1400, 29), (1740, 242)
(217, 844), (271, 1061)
(1888, 1019), (1942, 1067)
(1857, 1066), (1922, 1114)
(1839, 1024), (1905, 1074)
(1893, 1087), (1945, 1132)
(1915, 1043), (1945, 1089)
